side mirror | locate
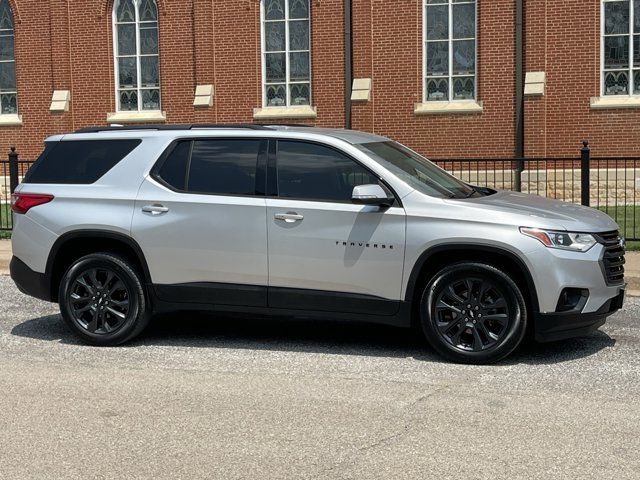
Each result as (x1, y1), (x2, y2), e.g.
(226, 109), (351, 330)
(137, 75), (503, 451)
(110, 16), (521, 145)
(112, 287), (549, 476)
(351, 184), (395, 208)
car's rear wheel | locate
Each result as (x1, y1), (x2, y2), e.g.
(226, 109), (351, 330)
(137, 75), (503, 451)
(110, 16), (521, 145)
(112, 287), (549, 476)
(420, 262), (527, 364)
(59, 253), (150, 346)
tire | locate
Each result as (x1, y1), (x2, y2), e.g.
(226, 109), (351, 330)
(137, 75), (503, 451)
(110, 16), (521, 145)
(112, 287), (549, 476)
(419, 262), (527, 364)
(58, 253), (151, 346)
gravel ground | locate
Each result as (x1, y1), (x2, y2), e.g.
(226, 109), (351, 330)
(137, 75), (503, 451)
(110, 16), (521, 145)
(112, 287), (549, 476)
(0, 276), (639, 480)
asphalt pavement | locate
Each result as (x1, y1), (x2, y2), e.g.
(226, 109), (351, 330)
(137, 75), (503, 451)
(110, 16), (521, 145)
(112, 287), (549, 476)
(0, 276), (639, 479)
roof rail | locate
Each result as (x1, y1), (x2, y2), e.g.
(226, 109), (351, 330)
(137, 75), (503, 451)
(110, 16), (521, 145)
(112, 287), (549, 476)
(266, 124), (316, 128)
(74, 124), (273, 134)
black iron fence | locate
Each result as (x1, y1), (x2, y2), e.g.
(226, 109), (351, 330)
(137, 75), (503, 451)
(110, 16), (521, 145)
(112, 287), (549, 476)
(433, 142), (640, 241)
(1, 142), (640, 240)
(1, 148), (36, 231)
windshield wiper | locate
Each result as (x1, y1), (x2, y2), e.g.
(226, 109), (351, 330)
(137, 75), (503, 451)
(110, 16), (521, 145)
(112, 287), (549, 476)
(413, 168), (458, 198)
(464, 186), (479, 198)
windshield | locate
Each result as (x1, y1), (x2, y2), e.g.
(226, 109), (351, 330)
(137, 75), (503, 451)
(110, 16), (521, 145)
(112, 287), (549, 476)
(355, 141), (476, 199)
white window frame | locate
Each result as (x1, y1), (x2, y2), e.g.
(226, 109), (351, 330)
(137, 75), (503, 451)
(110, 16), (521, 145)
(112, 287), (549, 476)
(0, 0), (17, 116)
(422, 0), (477, 103)
(601, 0), (639, 97)
(112, 0), (161, 113)
(260, 0), (312, 108)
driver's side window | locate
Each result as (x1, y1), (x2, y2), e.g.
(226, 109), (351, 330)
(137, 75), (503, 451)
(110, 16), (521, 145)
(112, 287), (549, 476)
(276, 141), (378, 202)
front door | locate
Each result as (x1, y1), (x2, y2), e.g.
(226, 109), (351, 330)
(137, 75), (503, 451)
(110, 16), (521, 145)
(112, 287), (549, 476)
(131, 138), (269, 307)
(266, 140), (406, 315)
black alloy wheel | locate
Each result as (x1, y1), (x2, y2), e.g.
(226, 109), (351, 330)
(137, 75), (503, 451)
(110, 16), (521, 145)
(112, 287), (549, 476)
(420, 262), (527, 364)
(69, 267), (131, 334)
(59, 253), (151, 346)
(434, 277), (510, 352)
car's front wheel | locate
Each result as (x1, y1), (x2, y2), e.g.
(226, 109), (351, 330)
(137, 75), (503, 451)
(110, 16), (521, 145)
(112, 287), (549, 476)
(420, 262), (527, 364)
(59, 253), (150, 346)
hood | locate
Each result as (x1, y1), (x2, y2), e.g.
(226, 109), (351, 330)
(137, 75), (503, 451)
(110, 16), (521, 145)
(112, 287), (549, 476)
(446, 190), (619, 233)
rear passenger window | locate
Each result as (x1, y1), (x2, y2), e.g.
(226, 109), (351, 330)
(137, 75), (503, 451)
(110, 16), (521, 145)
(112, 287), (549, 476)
(156, 141), (190, 191)
(276, 141), (378, 202)
(24, 139), (141, 184)
(187, 139), (261, 195)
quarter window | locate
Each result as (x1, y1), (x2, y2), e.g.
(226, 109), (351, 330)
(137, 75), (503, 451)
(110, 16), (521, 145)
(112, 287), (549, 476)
(261, 0), (311, 107)
(113, 0), (161, 111)
(24, 140), (142, 185)
(423, 0), (476, 102)
(602, 0), (640, 95)
(276, 141), (379, 202)
(0, 0), (17, 115)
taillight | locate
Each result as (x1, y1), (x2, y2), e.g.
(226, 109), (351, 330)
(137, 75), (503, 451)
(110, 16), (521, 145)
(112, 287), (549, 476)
(10, 193), (54, 214)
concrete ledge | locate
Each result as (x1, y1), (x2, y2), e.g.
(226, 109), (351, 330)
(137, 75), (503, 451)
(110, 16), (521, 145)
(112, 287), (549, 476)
(253, 105), (317, 120)
(351, 78), (372, 102)
(0, 239), (10, 275)
(107, 110), (167, 124)
(414, 100), (483, 115)
(524, 71), (546, 96)
(50, 90), (71, 112)
(0, 114), (23, 127)
(193, 84), (214, 107)
(590, 96), (640, 110)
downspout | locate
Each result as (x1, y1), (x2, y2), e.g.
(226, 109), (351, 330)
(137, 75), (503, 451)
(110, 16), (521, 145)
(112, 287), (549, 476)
(344, 0), (353, 129)
(514, 0), (525, 191)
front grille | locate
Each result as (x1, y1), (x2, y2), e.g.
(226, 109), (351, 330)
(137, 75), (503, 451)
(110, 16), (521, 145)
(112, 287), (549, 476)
(595, 230), (625, 285)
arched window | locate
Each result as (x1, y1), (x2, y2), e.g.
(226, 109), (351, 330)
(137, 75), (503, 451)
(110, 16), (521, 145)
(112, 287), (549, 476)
(423, 0), (476, 102)
(113, 0), (160, 112)
(261, 0), (311, 107)
(601, 0), (640, 96)
(0, 0), (17, 115)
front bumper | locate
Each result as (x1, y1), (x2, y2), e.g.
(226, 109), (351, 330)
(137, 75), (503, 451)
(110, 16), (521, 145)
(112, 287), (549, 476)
(535, 287), (625, 342)
(525, 241), (624, 314)
(522, 230), (626, 342)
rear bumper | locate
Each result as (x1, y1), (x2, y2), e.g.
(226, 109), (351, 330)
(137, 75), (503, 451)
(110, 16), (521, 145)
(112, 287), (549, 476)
(534, 288), (625, 342)
(10, 256), (53, 302)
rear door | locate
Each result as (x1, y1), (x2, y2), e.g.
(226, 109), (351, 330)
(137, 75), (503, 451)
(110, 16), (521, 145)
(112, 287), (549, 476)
(131, 137), (269, 307)
(266, 140), (406, 315)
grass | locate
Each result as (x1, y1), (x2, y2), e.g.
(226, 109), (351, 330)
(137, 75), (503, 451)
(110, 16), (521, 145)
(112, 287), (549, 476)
(0, 202), (10, 239)
(597, 205), (640, 251)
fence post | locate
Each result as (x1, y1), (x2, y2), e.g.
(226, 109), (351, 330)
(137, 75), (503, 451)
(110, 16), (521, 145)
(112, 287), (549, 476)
(514, 160), (524, 192)
(8, 146), (18, 194)
(581, 140), (590, 207)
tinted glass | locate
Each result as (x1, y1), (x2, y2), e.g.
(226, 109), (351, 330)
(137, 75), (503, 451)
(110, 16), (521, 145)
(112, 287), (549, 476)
(355, 141), (475, 199)
(187, 139), (261, 195)
(276, 141), (378, 202)
(24, 139), (141, 184)
(156, 141), (190, 190)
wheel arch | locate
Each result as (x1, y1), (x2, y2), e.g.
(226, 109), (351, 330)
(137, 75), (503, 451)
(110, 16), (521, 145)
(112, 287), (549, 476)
(405, 244), (539, 317)
(46, 230), (152, 302)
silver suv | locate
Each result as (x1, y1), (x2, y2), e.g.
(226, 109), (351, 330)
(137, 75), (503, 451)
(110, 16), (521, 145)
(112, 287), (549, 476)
(9, 125), (626, 363)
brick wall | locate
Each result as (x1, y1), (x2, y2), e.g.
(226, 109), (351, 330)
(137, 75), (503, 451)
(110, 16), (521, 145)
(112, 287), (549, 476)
(526, 1), (640, 157)
(352, 0), (517, 159)
(0, 0), (638, 161)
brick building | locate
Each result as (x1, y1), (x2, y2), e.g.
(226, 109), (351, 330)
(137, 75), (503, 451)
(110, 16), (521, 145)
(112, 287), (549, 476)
(0, 0), (638, 160)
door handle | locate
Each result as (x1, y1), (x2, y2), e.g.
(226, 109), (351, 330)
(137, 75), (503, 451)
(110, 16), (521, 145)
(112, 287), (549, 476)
(142, 204), (170, 215)
(275, 212), (304, 223)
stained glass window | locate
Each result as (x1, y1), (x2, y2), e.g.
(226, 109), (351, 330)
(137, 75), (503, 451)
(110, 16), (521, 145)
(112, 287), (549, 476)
(113, 0), (160, 111)
(262, 0), (311, 107)
(602, 0), (640, 96)
(0, 0), (16, 115)
(424, 0), (476, 102)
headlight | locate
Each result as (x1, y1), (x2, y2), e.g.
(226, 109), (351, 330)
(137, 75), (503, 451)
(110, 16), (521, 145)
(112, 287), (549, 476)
(520, 227), (597, 252)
